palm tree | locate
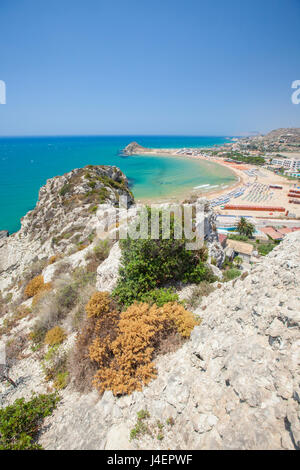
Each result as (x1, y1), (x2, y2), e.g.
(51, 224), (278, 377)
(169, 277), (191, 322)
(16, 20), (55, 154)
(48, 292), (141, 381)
(237, 217), (248, 235)
(236, 217), (255, 238)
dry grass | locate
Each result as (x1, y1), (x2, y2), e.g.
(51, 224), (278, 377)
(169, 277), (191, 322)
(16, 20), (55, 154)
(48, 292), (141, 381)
(5, 333), (28, 366)
(184, 281), (216, 309)
(68, 317), (100, 393)
(24, 275), (52, 299)
(44, 326), (67, 346)
(86, 300), (199, 396)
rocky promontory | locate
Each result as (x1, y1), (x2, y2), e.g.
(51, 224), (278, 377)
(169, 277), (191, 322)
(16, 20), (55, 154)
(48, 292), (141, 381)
(123, 141), (150, 155)
(0, 165), (134, 292)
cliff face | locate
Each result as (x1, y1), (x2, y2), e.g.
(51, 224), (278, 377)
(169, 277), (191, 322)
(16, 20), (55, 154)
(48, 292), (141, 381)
(0, 166), (299, 450)
(38, 232), (299, 450)
(0, 165), (134, 291)
(1, 227), (298, 450)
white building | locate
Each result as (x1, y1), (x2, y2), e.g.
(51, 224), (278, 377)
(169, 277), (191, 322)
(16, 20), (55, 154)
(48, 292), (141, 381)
(271, 158), (300, 170)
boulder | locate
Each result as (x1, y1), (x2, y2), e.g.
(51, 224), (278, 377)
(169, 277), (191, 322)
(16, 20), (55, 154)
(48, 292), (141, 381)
(0, 231), (8, 239)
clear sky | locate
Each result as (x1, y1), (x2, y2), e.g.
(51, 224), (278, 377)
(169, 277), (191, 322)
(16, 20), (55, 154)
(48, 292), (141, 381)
(0, 0), (299, 136)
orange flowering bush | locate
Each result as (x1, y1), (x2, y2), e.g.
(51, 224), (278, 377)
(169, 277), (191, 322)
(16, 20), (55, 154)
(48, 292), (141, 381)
(88, 301), (199, 396)
(85, 292), (111, 318)
(164, 302), (200, 338)
(48, 255), (60, 265)
(44, 326), (67, 346)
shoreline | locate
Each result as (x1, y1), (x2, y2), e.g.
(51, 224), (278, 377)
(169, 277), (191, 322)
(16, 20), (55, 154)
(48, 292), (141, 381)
(130, 147), (300, 219)
(133, 148), (245, 204)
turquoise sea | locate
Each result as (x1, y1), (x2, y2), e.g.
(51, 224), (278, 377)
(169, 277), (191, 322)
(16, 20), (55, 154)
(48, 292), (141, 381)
(0, 136), (236, 234)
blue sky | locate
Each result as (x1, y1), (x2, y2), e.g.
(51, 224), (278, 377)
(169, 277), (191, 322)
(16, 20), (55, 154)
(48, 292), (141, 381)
(0, 0), (299, 136)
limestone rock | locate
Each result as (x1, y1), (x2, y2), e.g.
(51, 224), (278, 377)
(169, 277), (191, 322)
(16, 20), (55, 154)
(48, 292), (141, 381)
(123, 141), (149, 155)
(0, 165), (133, 291)
(0, 231), (8, 239)
(35, 231), (300, 450)
(96, 242), (121, 292)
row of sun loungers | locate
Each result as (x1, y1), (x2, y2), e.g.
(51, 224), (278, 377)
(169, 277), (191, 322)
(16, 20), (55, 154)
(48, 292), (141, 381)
(210, 184), (250, 207)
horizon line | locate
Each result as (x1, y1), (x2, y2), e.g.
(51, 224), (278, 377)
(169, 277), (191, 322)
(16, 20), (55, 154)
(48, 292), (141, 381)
(0, 133), (245, 139)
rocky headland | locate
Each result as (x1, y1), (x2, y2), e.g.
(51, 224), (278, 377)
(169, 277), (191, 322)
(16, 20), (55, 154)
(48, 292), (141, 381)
(0, 165), (134, 293)
(0, 164), (299, 450)
(123, 142), (150, 155)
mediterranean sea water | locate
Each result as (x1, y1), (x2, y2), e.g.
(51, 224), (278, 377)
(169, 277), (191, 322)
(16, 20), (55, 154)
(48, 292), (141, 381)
(0, 135), (236, 233)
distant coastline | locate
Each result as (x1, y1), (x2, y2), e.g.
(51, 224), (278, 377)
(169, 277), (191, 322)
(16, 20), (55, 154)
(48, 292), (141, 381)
(0, 135), (234, 233)
(122, 142), (243, 202)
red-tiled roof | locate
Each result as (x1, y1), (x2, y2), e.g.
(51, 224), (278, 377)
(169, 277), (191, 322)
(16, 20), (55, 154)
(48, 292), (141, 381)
(218, 234), (227, 245)
(260, 227), (283, 240)
(277, 227), (293, 235)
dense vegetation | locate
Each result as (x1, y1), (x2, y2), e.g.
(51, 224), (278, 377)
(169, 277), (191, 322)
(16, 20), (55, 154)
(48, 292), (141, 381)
(224, 152), (265, 166)
(69, 291), (200, 395)
(223, 268), (241, 281)
(257, 242), (276, 256)
(85, 293), (199, 395)
(228, 233), (249, 242)
(0, 394), (59, 450)
(236, 217), (255, 238)
(113, 207), (215, 307)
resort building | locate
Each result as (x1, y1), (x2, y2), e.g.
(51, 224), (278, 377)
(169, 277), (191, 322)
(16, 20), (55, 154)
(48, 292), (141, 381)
(271, 157), (300, 171)
(225, 239), (254, 262)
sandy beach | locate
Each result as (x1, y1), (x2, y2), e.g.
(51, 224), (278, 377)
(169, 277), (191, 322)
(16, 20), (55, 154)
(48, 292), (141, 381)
(133, 147), (300, 218)
(133, 148), (242, 202)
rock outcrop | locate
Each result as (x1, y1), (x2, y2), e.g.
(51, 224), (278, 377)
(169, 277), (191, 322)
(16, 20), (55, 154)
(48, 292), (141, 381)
(0, 231), (8, 240)
(123, 142), (149, 155)
(0, 165), (134, 292)
(96, 242), (122, 292)
(29, 232), (300, 449)
(200, 199), (225, 269)
(1, 165), (298, 450)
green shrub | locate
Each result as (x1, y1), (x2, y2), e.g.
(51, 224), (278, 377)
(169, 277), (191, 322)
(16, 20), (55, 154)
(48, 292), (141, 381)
(113, 207), (215, 307)
(59, 184), (71, 197)
(185, 281), (215, 309)
(222, 256), (234, 269)
(139, 288), (179, 307)
(223, 268), (241, 282)
(42, 346), (69, 389)
(258, 243), (275, 256)
(130, 410), (151, 441)
(53, 371), (69, 390)
(228, 234), (249, 242)
(56, 284), (78, 311)
(86, 239), (111, 269)
(0, 394), (59, 450)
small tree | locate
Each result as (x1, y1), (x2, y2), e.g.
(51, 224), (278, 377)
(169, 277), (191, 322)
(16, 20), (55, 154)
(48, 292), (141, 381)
(113, 207), (215, 307)
(233, 256), (243, 268)
(237, 217), (255, 238)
